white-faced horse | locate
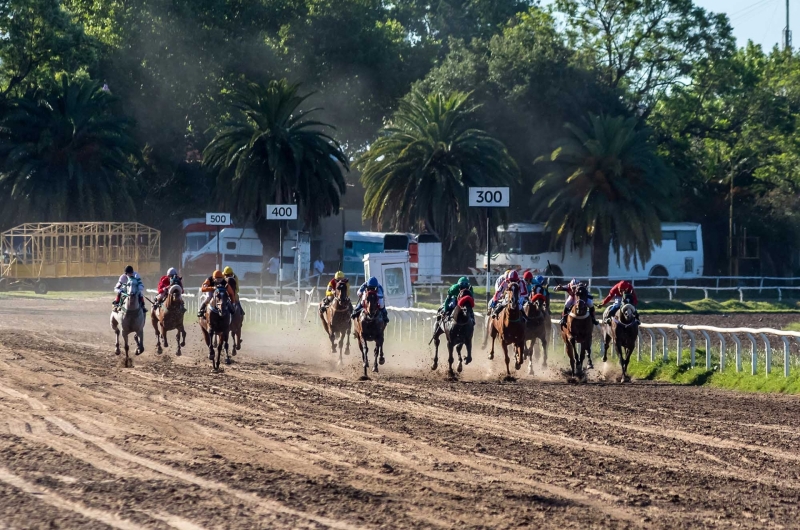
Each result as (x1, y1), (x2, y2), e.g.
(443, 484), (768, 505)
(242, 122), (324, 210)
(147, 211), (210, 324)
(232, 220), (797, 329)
(110, 292), (145, 367)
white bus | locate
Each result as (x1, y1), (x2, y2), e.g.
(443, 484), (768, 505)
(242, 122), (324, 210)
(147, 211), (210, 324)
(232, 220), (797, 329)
(477, 222), (704, 280)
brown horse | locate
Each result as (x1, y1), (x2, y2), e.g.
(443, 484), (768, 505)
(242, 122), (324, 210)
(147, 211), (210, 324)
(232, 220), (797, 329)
(199, 286), (232, 370)
(431, 289), (475, 377)
(353, 288), (386, 379)
(523, 294), (549, 375)
(151, 284), (186, 356)
(561, 290), (594, 378)
(485, 283), (526, 379)
(320, 280), (352, 366)
(601, 294), (639, 382)
(229, 301), (243, 353)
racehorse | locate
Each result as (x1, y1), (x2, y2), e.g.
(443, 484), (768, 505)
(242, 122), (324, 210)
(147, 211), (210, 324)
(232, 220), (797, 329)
(561, 284), (594, 378)
(485, 283), (526, 379)
(523, 293), (549, 375)
(601, 292), (639, 382)
(110, 291), (145, 367)
(320, 280), (352, 366)
(199, 285), (232, 370)
(151, 284), (186, 356)
(431, 288), (475, 377)
(353, 288), (386, 379)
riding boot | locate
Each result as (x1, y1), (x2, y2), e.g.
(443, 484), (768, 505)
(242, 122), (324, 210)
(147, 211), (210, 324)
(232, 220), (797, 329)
(590, 306), (599, 326)
(559, 310), (568, 327)
(197, 303), (206, 318)
(382, 308), (389, 323)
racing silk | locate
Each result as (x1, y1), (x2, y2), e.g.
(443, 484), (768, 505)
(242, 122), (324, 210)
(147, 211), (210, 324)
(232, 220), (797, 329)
(492, 278), (528, 304)
(326, 278), (349, 298)
(157, 275), (184, 295)
(554, 282), (590, 299)
(115, 274), (143, 296)
(200, 276), (216, 293)
(357, 282), (385, 309)
(601, 281), (637, 306)
(442, 283), (474, 311)
(225, 275), (239, 302)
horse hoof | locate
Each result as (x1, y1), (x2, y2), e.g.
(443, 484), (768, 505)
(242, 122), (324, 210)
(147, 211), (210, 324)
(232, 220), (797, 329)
(448, 370), (457, 380)
(180, 341), (186, 347)
(225, 357), (232, 365)
(431, 362), (438, 371)
(488, 354), (494, 361)
(208, 352), (214, 361)
(515, 362), (522, 371)
(359, 375), (370, 381)
(503, 375), (516, 383)
(465, 356), (472, 365)
(176, 349), (182, 357)
(457, 362), (463, 373)
(231, 350), (237, 357)
(602, 355), (608, 363)
(115, 349), (121, 356)
(379, 357), (385, 366)
(372, 366), (379, 373)
(344, 348), (351, 356)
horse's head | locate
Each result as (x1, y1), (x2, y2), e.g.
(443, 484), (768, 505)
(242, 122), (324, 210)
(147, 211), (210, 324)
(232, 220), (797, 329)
(620, 303), (636, 324)
(505, 282), (520, 308)
(576, 284), (589, 301)
(335, 280), (349, 302)
(364, 287), (380, 317)
(453, 291), (475, 322)
(573, 297), (589, 317)
(122, 292), (139, 312)
(167, 284), (183, 308)
(621, 290), (634, 306)
(212, 285), (230, 316)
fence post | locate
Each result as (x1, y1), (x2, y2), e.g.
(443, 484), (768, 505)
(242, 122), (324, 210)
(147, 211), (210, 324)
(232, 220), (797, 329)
(637, 330), (642, 361)
(716, 332), (726, 372)
(738, 289), (744, 303)
(685, 329), (696, 368)
(744, 333), (757, 375)
(646, 329), (656, 362)
(782, 337), (791, 377)
(675, 328), (683, 366)
(760, 333), (771, 375)
(699, 330), (711, 369)
(731, 334), (743, 372)
(657, 328), (668, 362)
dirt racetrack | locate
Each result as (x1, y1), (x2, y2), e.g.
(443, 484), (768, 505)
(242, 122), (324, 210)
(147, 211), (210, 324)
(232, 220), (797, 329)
(1, 297), (800, 529)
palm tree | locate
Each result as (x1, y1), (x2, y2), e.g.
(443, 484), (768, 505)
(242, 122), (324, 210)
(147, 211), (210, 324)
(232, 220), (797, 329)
(203, 79), (348, 227)
(532, 114), (677, 276)
(355, 89), (518, 249)
(0, 77), (140, 225)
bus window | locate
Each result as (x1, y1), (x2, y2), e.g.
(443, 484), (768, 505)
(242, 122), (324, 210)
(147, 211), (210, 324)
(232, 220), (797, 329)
(661, 231), (676, 240)
(345, 240), (353, 249)
(676, 230), (697, 251)
(497, 232), (519, 254)
(520, 232), (551, 254)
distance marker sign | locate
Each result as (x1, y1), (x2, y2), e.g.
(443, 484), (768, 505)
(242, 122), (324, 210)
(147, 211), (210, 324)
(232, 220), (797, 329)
(266, 204), (298, 220)
(468, 187), (510, 207)
(206, 212), (232, 226)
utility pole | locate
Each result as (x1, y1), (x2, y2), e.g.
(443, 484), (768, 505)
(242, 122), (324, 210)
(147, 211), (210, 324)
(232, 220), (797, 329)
(785, 0), (792, 50)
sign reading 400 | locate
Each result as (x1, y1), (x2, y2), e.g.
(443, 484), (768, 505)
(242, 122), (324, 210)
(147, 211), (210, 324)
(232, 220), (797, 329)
(266, 204), (298, 220)
(468, 187), (510, 207)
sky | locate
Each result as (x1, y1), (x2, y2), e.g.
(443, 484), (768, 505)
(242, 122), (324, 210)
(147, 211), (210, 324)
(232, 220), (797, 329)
(697, 0), (797, 50)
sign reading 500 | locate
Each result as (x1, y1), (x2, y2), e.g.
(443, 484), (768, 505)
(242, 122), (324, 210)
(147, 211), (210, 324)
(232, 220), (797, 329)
(206, 213), (231, 226)
(468, 187), (510, 207)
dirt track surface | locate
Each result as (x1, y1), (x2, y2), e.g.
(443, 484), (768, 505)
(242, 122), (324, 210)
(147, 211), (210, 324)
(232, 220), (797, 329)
(1, 298), (800, 529)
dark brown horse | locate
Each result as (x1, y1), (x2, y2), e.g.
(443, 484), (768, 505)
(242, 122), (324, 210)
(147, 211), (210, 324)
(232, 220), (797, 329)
(485, 283), (526, 379)
(523, 293), (549, 375)
(199, 286), (232, 370)
(601, 293), (639, 382)
(229, 301), (243, 353)
(431, 289), (475, 377)
(151, 284), (186, 356)
(353, 288), (385, 379)
(320, 280), (352, 365)
(561, 288), (594, 378)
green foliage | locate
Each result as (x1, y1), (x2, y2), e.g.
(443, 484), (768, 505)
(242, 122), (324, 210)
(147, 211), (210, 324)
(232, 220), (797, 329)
(203, 79), (348, 227)
(356, 89), (518, 248)
(533, 114), (677, 272)
(0, 77), (140, 224)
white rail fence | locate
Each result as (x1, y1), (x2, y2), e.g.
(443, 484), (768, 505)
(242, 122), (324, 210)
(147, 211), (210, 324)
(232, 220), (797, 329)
(161, 288), (800, 378)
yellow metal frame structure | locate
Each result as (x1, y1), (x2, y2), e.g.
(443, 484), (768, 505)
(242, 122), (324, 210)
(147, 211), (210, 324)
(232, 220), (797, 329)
(1, 222), (161, 280)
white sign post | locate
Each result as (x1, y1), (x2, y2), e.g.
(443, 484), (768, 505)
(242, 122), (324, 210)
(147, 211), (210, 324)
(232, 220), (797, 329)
(266, 204), (298, 301)
(206, 213), (232, 270)
(469, 187), (510, 310)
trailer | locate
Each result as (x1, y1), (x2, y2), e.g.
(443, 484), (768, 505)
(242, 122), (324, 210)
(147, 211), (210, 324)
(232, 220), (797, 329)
(0, 222), (161, 294)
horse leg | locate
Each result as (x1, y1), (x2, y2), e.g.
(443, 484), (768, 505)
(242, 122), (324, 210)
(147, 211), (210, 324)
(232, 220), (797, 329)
(447, 341), (455, 378)
(378, 336), (385, 366)
(114, 328), (121, 356)
(602, 328), (611, 363)
(432, 334), (440, 371)
(541, 337), (548, 369)
(488, 326), (497, 360)
(344, 322), (351, 356)
(619, 344), (632, 383)
(456, 344), (464, 373)
(528, 340), (535, 376)
(161, 322), (169, 349)
(224, 333), (232, 365)
(464, 339), (473, 366)
(372, 344), (380, 373)
(358, 336), (369, 379)
(515, 342), (523, 371)
(175, 328), (183, 356)
(585, 338), (594, 370)
(502, 341), (511, 378)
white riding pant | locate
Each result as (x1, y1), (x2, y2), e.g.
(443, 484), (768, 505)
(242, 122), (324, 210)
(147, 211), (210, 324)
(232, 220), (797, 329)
(565, 295), (593, 310)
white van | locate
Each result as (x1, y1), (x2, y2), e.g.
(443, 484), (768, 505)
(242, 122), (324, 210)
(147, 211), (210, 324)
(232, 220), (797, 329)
(362, 252), (413, 308)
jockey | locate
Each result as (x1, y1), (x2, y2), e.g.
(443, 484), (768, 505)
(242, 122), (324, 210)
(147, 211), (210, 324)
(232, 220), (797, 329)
(599, 280), (640, 324)
(223, 266), (244, 315)
(438, 276), (474, 320)
(113, 265), (146, 313)
(553, 278), (599, 326)
(490, 269), (528, 317)
(351, 276), (389, 323)
(525, 272), (551, 310)
(197, 270), (235, 317)
(320, 271), (349, 315)
(155, 268), (184, 309)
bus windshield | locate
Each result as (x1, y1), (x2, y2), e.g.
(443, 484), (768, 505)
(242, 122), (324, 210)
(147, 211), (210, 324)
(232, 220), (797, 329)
(497, 231), (551, 255)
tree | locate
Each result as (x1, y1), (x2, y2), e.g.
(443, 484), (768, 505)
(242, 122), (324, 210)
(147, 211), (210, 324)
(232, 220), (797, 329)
(203, 79), (348, 229)
(555, 0), (734, 110)
(0, 0), (96, 98)
(0, 76), (141, 225)
(356, 89), (519, 249)
(533, 114), (676, 275)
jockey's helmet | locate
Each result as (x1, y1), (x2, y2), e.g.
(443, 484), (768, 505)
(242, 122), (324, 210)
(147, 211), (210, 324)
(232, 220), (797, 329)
(124, 265), (134, 275)
(213, 269), (224, 279)
(367, 276), (379, 288)
(570, 278), (579, 288)
(457, 276), (469, 288)
(535, 275), (544, 285)
(507, 270), (520, 282)
(167, 267), (178, 277)
(335, 271), (345, 280)
(504, 269), (512, 279)
(223, 266), (234, 276)
(523, 270), (533, 282)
